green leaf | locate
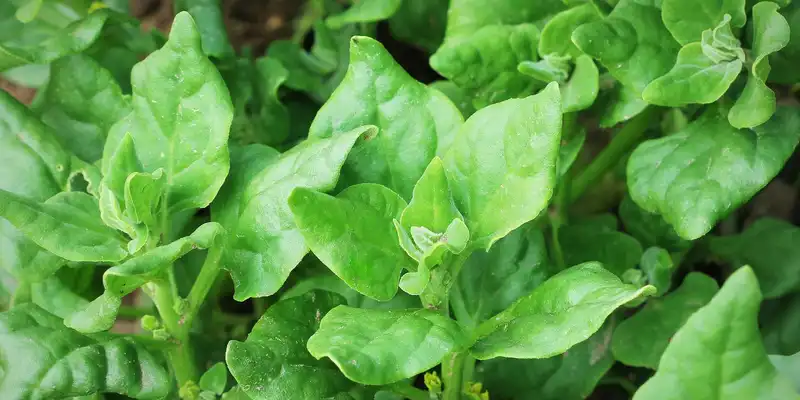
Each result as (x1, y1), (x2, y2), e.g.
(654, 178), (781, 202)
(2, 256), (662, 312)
(0, 10), (108, 71)
(429, 80), (475, 118)
(619, 196), (689, 252)
(309, 36), (462, 199)
(642, 42), (742, 106)
(640, 246), (675, 296)
(562, 55), (600, 113)
(769, 4), (800, 84)
(444, 82), (562, 249)
(35, 54), (130, 163)
(199, 362), (228, 395)
(476, 321), (615, 400)
(711, 218), (800, 299)
(539, 4), (601, 57)
(518, 54), (571, 84)
(31, 274), (90, 319)
(307, 306), (468, 385)
(124, 169), (166, 229)
(388, 0), (447, 52)
(290, 184), (411, 301)
(431, 24), (542, 108)
(326, 0), (402, 29)
(211, 128), (365, 301)
(105, 11), (232, 214)
(611, 272), (719, 369)
(398, 157), (463, 238)
(65, 223), (223, 333)
(0, 190), (127, 262)
(762, 293), (800, 356)
(661, 0), (745, 45)
(0, 304), (170, 399)
(772, 352), (800, 395)
(470, 262), (655, 360)
(559, 221), (643, 277)
(253, 57), (290, 146)
(633, 267), (799, 400)
(452, 226), (553, 328)
(627, 106), (800, 240)
(598, 83), (649, 128)
(572, 0), (680, 95)
(173, 0), (234, 58)
(441, 0), (566, 39)
(728, 2), (791, 129)
(226, 291), (353, 400)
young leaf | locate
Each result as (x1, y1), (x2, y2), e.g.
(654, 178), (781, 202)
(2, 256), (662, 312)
(598, 83), (649, 128)
(307, 306), (468, 385)
(562, 55), (600, 113)
(627, 106), (800, 240)
(444, 82), (562, 249)
(289, 183), (411, 301)
(633, 267), (799, 400)
(0, 190), (127, 262)
(661, 0), (745, 45)
(35, 54), (130, 163)
(309, 36), (463, 199)
(640, 247), (675, 296)
(441, 0), (566, 39)
(470, 262), (655, 360)
(611, 272), (719, 369)
(212, 128), (366, 301)
(326, 0), (402, 29)
(124, 169), (166, 229)
(226, 291), (354, 400)
(539, 4), (601, 58)
(0, 10), (108, 71)
(0, 304), (170, 399)
(711, 218), (800, 299)
(431, 24), (543, 108)
(559, 222), (643, 277)
(199, 362), (228, 395)
(173, 0), (235, 58)
(728, 2), (791, 129)
(398, 157), (463, 237)
(476, 322), (615, 400)
(105, 11), (233, 214)
(572, 0), (680, 95)
(452, 227), (553, 328)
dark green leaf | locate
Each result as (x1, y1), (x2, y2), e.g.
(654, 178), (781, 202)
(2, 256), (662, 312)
(173, 0), (234, 58)
(388, 0), (447, 52)
(326, 0), (402, 29)
(619, 196), (689, 252)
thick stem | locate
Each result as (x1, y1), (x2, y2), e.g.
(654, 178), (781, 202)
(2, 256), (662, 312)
(569, 107), (657, 204)
(442, 351), (467, 400)
(151, 280), (196, 386)
(183, 244), (223, 329)
(387, 384), (429, 400)
(117, 305), (152, 319)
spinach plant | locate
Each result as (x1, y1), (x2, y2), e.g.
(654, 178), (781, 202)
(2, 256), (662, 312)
(1, 0), (800, 399)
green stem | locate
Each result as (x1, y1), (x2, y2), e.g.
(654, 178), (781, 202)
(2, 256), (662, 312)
(600, 376), (637, 396)
(151, 280), (196, 386)
(387, 383), (429, 400)
(461, 354), (476, 387)
(117, 305), (152, 319)
(183, 244), (223, 329)
(442, 351), (467, 400)
(569, 106), (657, 204)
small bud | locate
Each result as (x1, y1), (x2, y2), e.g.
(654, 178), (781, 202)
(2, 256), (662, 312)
(152, 328), (171, 341)
(424, 371), (442, 394)
(179, 381), (201, 400)
(174, 298), (190, 315)
(141, 315), (160, 331)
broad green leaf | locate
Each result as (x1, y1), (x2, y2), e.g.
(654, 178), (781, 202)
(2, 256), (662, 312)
(711, 218), (800, 299)
(572, 0), (680, 95)
(452, 226), (553, 328)
(0, 10), (108, 71)
(388, 0), (447, 52)
(769, 3), (800, 84)
(619, 196), (689, 252)
(0, 304), (170, 399)
(105, 12), (232, 214)
(470, 262), (655, 360)
(326, 0), (402, 29)
(627, 106), (800, 240)
(562, 55), (600, 113)
(173, 0), (234, 58)
(31, 274), (89, 318)
(429, 80), (475, 118)
(199, 362), (228, 395)
(557, 128), (586, 177)
(0, 190), (127, 262)
(211, 128), (365, 301)
(598, 83), (649, 128)
(35, 54), (130, 162)
(309, 36), (462, 199)
(640, 247), (675, 296)
(633, 267), (799, 400)
(728, 2), (791, 129)
(65, 222), (223, 333)
(476, 321), (615, 400)
(539, 4), (601, 58)
(611, 272), (719, 369)
(444, 82), (562, 249)
(642, 42), (742, 106)
(289, 184), (411, 301)
(307, 306), (467, 385)
(226, 291), (353, 400)
(661, 0), (745, 45)
(772, 352), (800, 395)
(559, 222), (643, 277)
(441, 0), (566, 39)
(431, 24), (542, 108)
